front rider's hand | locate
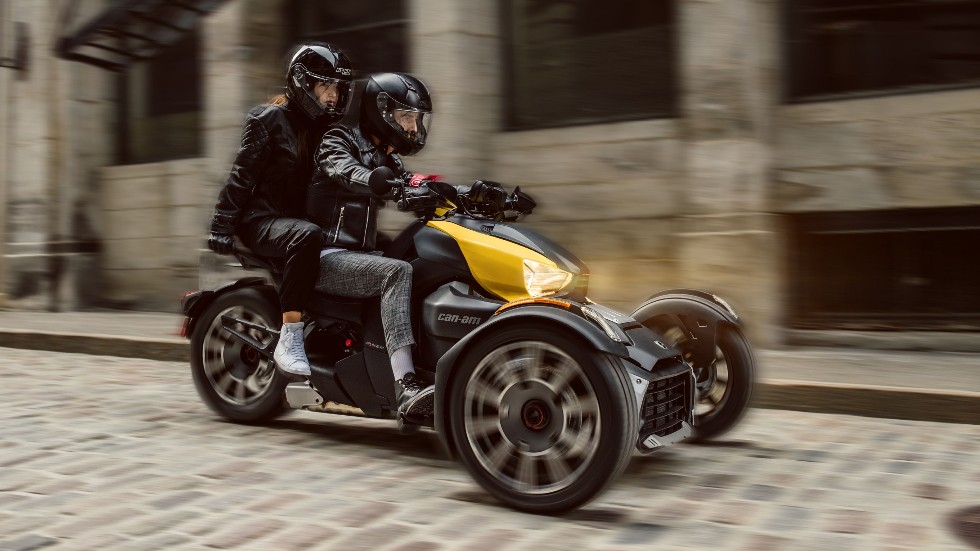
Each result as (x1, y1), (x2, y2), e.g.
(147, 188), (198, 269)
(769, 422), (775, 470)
(207, 232), (236, 255)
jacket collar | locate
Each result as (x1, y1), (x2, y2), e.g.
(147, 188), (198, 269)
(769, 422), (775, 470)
(347, 124), (382, 157)
(280, 100), (308, 128)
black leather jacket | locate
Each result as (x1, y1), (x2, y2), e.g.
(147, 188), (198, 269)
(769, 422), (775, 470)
(210, 102), (313, 234)
(308, 125), (408, 251)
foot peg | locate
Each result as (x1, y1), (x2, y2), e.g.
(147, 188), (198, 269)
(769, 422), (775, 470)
(284, 382), (323, 409)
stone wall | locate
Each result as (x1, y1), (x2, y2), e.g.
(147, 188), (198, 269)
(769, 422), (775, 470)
(100, 159), (209, 310)
(1, 0), (112, 310)
(774, 88), (980, 212)
(5, 0), (977, 349)
(415, 0), (788, 346)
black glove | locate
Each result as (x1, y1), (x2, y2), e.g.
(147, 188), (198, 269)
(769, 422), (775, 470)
(207, 232), (236, 255)
(397, 183), (429, 209)
(368, 166), (398, 196)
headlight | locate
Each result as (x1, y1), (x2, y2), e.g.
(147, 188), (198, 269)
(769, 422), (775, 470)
(523, 259), (572, 298)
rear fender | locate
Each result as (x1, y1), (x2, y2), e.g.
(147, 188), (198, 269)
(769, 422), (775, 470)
(631, 289), (740, 370)
(179, 277), (272, 339)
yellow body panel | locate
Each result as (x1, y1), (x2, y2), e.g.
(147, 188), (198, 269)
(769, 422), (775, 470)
(428, 220), (558, 302)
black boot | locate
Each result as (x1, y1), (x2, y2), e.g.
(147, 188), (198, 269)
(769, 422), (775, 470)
(395, 372), (434, 418)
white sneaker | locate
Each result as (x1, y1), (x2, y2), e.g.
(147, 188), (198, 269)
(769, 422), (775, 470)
(274, 322), (311, 376)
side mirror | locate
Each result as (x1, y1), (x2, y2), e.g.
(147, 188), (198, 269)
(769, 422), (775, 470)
(509, 186), (536, 214)
(368, 167), (397, 196)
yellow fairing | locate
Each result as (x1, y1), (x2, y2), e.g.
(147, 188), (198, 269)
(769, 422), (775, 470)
(428, 220), (558, 302)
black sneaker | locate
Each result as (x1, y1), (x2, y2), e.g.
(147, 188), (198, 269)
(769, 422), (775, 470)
(395, 372), (433, 417)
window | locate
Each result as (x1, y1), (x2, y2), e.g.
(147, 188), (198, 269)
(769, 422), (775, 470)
(287, 0), (408, 75)
(503, 0), (677, 130)
(784, 0), (980, 101)
(148, 31), (201, 116)
(117, 29), (202, 164)
(786, 207), (980, 330)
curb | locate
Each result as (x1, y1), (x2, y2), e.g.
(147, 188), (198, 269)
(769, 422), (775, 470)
(1, 329), (188, 363)
(755, 379), (979, 425)
(3, 329), (978, 425)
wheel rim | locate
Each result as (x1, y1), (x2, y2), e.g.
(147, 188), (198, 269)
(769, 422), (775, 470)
(695, 347), (730, 419)
(201, 305), (277, 406)
(659, 326), (731, 422)
(463, 341), (601, 495)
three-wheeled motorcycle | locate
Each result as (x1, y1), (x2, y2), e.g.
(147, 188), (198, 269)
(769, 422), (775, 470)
(180, 179), (755, 514)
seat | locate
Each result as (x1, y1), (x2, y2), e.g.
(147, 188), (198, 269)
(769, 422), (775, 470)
(231, 237), (366, 321)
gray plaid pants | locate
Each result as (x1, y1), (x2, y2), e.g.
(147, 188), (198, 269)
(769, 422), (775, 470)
(314, 251), (415, 352)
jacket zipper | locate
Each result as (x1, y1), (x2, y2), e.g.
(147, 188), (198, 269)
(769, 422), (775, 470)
(333, 206), (345, 243)
(362, 204), (371, 247)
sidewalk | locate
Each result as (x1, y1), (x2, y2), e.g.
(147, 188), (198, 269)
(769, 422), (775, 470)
(0, 309), (977, 424)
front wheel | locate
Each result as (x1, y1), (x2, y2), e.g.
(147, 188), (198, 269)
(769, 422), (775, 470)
(649, 322), (754, 441)
(448, 326), (637, 514)
(189, 286), (289, 423)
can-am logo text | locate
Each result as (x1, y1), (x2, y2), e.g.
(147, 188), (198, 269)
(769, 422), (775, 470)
(438, 313), (482, 325)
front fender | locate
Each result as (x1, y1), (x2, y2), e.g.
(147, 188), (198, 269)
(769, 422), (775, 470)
(433, 304), (629, 458)
(631, 289), (741, 370)
(437, 304), (629, 376)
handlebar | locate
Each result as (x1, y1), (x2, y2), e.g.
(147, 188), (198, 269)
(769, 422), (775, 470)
(384, 177), (536, 219)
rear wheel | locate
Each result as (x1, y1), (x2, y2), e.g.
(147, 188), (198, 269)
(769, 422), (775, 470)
(649, 322), (754, 440)
(189, 287), (288, 423)
(448, 326), (637, 514)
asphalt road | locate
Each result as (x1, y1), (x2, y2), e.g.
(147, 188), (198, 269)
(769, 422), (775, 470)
(0, 347), (977, 550)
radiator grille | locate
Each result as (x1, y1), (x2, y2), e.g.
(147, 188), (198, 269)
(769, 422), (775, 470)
(640, 369), (692, 439)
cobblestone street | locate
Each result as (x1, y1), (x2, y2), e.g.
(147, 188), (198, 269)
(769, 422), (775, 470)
(0, 347), (977, 550)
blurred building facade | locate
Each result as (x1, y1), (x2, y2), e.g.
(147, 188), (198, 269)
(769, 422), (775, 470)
(1, 0), (979, 348)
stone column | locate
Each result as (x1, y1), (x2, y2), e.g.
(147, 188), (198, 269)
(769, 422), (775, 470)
(4, 0), (56, 310)
(380, 0), (504, 234)
(199, 0), (286, 290)
(0, 0), (115, 311)
(199, 0), (246, 290)
(0, 0), (10, 308)
(405, 0), (501, 182)
(676, 0), (784, 346)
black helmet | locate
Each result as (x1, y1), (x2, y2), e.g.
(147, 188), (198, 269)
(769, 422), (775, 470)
(285, 43), (353, 124)
(361, 73), (432, 156)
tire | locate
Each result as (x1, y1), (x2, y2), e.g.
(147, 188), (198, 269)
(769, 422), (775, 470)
(650, 322), (754, 441)
(189, 287), (289, 423)
(448, 325), (637, 514)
